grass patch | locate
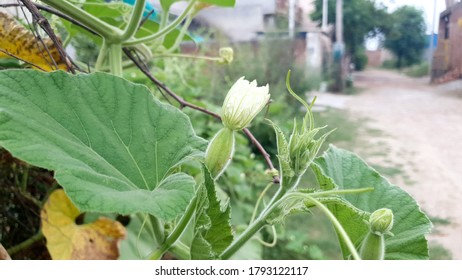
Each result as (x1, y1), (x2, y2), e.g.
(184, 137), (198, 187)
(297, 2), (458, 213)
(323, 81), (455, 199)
(313, 108), (361, 152)
(371, 164), (404, 177)
(430, 216), (451, 226)
(403, 63), (429, 78)
(429, 242), (452, 260)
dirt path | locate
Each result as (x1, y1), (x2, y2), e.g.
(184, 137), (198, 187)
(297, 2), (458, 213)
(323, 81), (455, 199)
(314, 69), (462, 259)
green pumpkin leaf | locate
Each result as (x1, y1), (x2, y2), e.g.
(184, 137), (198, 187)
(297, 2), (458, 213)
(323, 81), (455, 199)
(0, 70), (206, 220)
(311, 145), (432, 260)
(191, 166), (233, 259)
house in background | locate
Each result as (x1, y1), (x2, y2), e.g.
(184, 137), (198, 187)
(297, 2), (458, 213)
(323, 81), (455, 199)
(188, 0), (331, 73)
(431, 0), (462, 83)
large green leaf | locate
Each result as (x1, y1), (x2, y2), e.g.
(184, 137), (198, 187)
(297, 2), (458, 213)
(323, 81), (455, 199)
(0, 70), (206, 220)
(311, 145), (431, 260)
(191, 166), (233, 259)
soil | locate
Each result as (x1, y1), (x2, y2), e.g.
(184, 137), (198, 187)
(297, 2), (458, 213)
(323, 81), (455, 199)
(313, 69), (462, 259)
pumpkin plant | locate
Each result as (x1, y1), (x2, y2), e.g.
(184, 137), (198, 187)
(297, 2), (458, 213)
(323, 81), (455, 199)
(0, 0), (431, 260)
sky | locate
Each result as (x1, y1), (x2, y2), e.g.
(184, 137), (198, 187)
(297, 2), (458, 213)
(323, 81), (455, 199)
(378, 0), (447, 34)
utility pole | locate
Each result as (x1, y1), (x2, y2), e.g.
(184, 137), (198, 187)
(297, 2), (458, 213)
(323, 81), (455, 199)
(333, 0), (344, 92)
(335, 0), (343, 44)
(322, 0), (328, 32)
(429, 0), (437, 76)
(288, 0), (295, 38)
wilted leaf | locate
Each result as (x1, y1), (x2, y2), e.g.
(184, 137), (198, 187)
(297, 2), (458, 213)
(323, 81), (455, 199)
(41, 189), (126, 260)
(0, 12), (67, 71)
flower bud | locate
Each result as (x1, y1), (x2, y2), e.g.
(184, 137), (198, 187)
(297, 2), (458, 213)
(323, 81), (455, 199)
(222, 77), (270, 131)
(204, 127), (235, 179)
(369, 208), (394, 235)
(218, 47), (234, 64)
(359, 208), (394, 260)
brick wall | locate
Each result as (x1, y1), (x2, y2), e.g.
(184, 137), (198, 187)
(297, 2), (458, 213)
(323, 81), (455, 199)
(431, 3), (462, 83)
(365, 49), (394, 68)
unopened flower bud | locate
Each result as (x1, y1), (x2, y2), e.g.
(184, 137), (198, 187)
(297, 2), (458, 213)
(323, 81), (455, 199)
(369, 208), (394, 235)
(222, 77), (270, 130)
(359, 208), (394, 260)
(204, 127), (235, 179)
(218, 47), (234, 64)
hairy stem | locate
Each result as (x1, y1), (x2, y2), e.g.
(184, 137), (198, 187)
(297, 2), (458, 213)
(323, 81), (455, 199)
(108, 44), (123, 76)
(120, 0), (146, 41)
(166, 11), (194, 52)
(250, 182), (274, 223)
(95, 40), (108, 71)
(149, 195), (198, 260)
(310, 187), (374, 198)
(220, 217), (266, 260)
(302, 195), (361, 260)
(149, 215), (165, 245)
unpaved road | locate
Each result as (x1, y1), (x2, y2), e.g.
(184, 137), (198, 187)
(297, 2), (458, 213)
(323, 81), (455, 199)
(314, 69), (462, 259)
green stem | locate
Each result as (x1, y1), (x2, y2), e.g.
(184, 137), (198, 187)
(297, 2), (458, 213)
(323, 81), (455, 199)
(166, 11), (194, 52)
(159, 6), (169, 29)
(255, 225), (278, 247)
(170, 241), (191, 259)
(221, 188), (364, 260)
(95, 39), (108, 71)
(220, 217), (267, 260)
(124, 0), (197, 46)
(153, 53), (221, 62)
(220, 186), (289, 259)
(7, 231), (43, 256)
(155, 6), (170, 44)
(149, 195), (198, 260)
(108, 43), (123, 76)
(40, 0), (122, 41)
(149, 215), (165, 245)
(20, 165), (29, 193)
(250, 182), (274, 223)
(120, 0), (146, 41)
(302, 195), (361, 260)
(63, 35), (72, 48)
(310, 187), (374, 198)
(100, 60), (135, 71)
(19, 190), (41, 208)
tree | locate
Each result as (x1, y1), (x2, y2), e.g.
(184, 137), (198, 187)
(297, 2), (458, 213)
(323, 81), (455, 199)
(383, 6), (427, 68)
(311, 0), (388, 69)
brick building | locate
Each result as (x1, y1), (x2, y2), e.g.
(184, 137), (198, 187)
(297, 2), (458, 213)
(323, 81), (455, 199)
(431, 1), (462, 83)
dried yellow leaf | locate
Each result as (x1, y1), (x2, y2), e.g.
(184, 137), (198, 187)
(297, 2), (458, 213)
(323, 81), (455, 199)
(41, 189), (126, 260)
(0, 12), (67, 71)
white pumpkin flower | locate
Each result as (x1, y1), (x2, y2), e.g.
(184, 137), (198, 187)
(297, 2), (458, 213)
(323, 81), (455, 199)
(221, 77), (270, 130)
